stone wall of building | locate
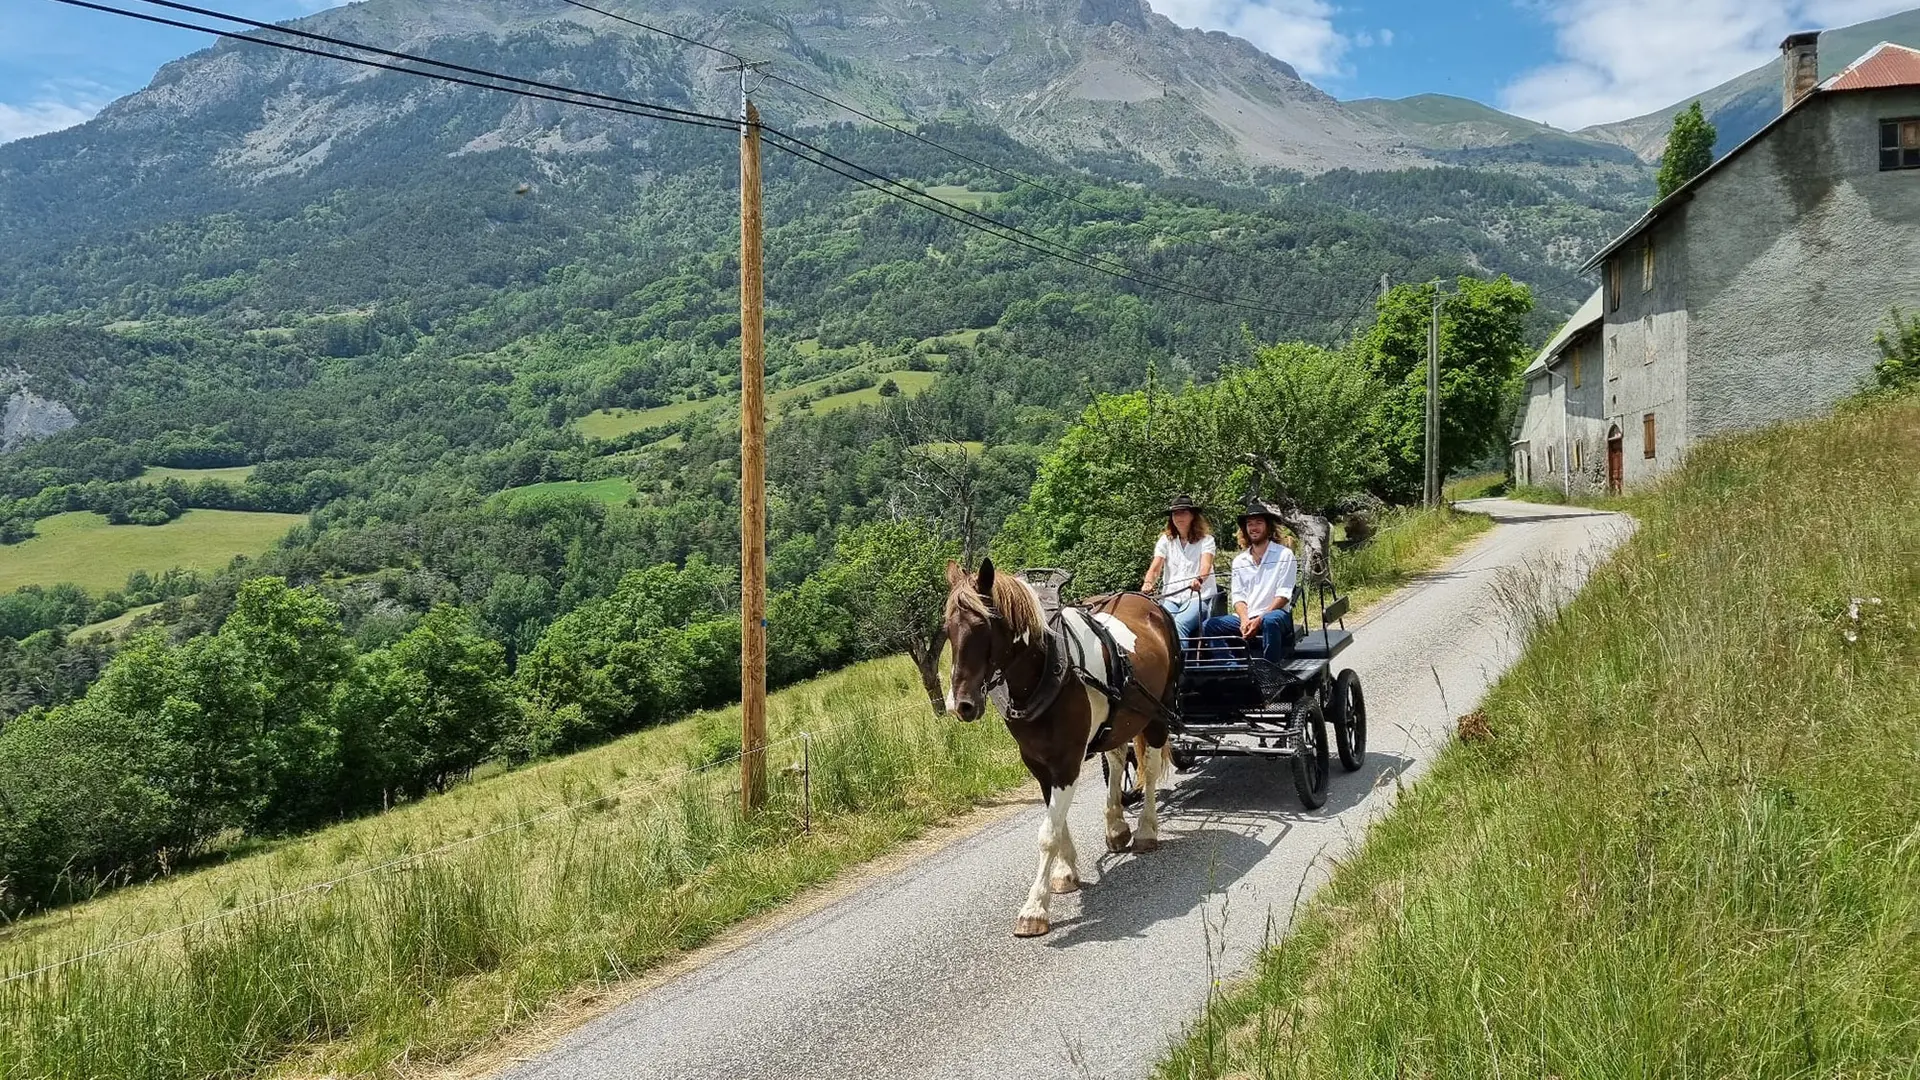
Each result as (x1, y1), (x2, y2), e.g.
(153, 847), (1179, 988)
(1686, 87), (1920, 438)
(1599, 212), (1691, 489)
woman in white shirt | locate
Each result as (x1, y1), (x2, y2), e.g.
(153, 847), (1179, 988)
(1141, 494), (1216, 652)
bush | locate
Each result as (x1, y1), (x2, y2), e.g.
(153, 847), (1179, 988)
(1873, 307), (1920, 390)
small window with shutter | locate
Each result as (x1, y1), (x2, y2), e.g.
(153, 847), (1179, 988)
(1609, 258), (1622, 310)
(1572, 344), (1583, 388)
(1642, 240), (1655, 291)
(1882, 119), (1920, 170)
(1643, 413), (1657, 458)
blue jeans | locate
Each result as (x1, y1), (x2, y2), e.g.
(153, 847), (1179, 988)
(1199, 608), (1294, 664)
(1160, 594), (1208, 652)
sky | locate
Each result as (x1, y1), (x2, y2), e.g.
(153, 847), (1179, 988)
(2, 0), (1917, 144)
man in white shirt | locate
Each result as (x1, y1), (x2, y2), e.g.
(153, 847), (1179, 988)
(1198, 500), (1297, 664)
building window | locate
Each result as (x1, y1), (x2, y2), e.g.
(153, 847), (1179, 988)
(1881, 118), (1920, 170)
(1608, 335), (1619, 379)
(1643, 413), (1657, 458)
(1547, 445), (1557, 473)
(1609, 258), (1622, 310)
(1642, 240), (1655, 291)
(1643, 315), (1656, 364)
(1571, 344), (1583, 388)
(1574, 441), (1584, 472)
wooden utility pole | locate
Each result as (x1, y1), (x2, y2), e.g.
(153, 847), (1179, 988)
(729, 65), (769, 812)
(1425, 284), (1442, 507)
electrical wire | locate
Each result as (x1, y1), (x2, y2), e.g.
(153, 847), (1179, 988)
(763, 125), (1324, 317)
(47, 0), (738, 131)
(549, 0), (1323, 275)
(49, 0), (1360, 318)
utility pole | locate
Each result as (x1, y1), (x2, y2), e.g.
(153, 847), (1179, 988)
(725, 60), (770, 812)
(1425, 283), (1442, 507)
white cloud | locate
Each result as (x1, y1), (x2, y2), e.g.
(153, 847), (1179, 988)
(1149, 0), (1351, 78)
(0, 98), (100, 144)
(1501, 0), (1919, 130)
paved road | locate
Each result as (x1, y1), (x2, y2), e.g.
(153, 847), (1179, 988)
(503, 500), (1629, 1080)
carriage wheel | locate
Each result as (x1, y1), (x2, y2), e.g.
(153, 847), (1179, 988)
(1290, 697), (1330, 809)
(1329, 669), (1368, 772)
(1099, 746), (1144, 807)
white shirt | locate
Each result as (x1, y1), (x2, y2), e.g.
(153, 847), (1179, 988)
(1153, 533), (1217, 599)
(1230, 541), (1297, 615)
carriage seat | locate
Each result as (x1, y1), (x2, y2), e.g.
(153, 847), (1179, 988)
(1289, 628), (1352, 660)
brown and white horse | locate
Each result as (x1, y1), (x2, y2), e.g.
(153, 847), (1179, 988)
(943, 558), (1181, 937)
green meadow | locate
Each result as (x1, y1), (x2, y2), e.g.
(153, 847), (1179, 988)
(491, 477), (636, 507)
(138, 464), (257, 484)
(0, 510), (305, 593)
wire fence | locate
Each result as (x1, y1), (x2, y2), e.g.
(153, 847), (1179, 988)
(0, 698), (937, 990)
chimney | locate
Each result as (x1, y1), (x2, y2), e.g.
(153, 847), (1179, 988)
(1782, 31), (1820, 111)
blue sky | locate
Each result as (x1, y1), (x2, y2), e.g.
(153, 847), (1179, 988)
(2, 0), (1916, 143)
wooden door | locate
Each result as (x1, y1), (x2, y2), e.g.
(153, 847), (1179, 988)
(1606, 430), (1624, 494)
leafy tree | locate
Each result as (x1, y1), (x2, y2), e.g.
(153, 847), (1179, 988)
(1874, 308), (1920, 390)
(216, 578), (354, 832)
(1656, 102), (1716, 201)
(1355, 276), (1535, 501)
(340, 607), (513, 800)
(818, 518), (959, 714)
(996, 345), (1386, 592)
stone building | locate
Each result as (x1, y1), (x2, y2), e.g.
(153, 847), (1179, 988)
(1511, 289), (1603, 491)
(1513, 34), (1920, 493)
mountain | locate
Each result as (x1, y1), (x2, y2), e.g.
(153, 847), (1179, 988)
(1580, 6), (1920, 160)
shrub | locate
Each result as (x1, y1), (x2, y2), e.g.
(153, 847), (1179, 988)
(1873, 307), (1920, 390)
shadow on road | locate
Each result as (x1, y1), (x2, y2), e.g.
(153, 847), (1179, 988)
(1042, 750), (1417, 946)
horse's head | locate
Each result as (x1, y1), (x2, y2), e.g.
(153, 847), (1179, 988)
(942, 557), (1042, 722)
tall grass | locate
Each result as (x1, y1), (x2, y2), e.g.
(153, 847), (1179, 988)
(1334, 506), (1493, 612)
(1162, 395), (1920, 1078)
(0, 657), (1024, 1079)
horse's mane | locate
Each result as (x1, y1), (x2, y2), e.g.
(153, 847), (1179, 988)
(947, 570), (1045, 644)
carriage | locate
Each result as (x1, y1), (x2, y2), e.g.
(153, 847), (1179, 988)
(1018, 560), (1368, 810)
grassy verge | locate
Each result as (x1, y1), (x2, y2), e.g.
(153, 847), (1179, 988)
(0, 510), (305, 593)
(1161, 395), (1920, 1078)
(0, 656), (1025, 1080)
(1442, 471), (1506, 500)
(1333, 505), (1494, 614)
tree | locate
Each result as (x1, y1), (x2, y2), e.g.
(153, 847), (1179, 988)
(340, 607), (513, 801)
(819, 518), (959, 714)
(1656, 102), (1716, 201)
(1355, 277), (1534, 501)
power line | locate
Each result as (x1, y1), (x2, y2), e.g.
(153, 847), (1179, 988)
(556, 0), (1265, 264)
(763, 126), (1320, 316)
(74, 0), (737, 130)
(552, 0), (743, 61)
(762, 134), (1235, 308)
(50, 0), (1363, 320)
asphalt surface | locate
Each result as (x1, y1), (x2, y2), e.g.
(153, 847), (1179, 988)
(502, 499), (1630, 1080)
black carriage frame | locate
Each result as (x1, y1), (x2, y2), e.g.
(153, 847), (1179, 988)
(1017, 563), (1368, 810)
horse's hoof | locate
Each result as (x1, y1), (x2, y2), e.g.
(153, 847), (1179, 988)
(1049, 874), (1080, 894)
(1132, 836), (1160, 853)
(1013, 916), (1050, 937)
(1106, 829), (1132, 853)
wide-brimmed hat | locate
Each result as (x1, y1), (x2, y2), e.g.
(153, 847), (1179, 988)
(1166, 493), (1201, 514)
(1237, 499), (1287, 528)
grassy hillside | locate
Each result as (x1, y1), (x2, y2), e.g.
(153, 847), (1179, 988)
(0, 654), (1025, 1079)
(0, 509), (304, 593)
(1161, 394), (1920, 1078)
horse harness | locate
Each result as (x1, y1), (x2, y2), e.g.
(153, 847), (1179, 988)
(985, 598), (1173, 758)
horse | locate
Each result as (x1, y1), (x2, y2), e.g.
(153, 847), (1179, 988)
(943, 558), (1182, 937)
